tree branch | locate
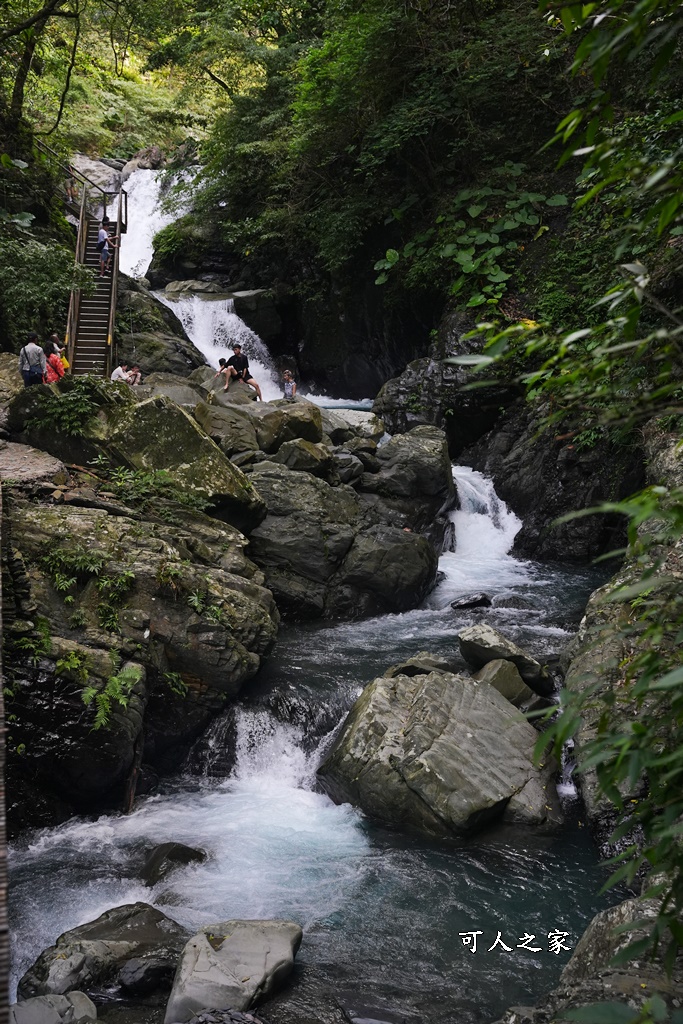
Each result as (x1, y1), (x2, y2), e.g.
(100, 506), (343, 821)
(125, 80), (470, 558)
(203, 65), (235, 96)
(40, 11), (80, 136)
(0, 0), (72, 46)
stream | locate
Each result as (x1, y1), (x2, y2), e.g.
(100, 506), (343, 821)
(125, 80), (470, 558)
(8, 171), (616, 1022)
(9, 465), (614, 1022)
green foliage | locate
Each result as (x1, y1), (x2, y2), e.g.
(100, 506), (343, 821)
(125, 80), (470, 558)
(441, 0), (683, 977)
(6, 619), (52, 665)
(81, 664), (142, 730)
(28, 375), (109, 437)
(96, 570), (135, 632)
(55, 649), (90, 684)
(106, 466), (210, 515)
(162, 670), (188, 697)
(374, 165), (569, 307)
(0, 235), (94, 352)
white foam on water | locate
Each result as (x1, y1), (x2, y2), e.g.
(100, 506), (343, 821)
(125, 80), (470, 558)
(9, 709), (368, 994)
(118, 168), (191, 280)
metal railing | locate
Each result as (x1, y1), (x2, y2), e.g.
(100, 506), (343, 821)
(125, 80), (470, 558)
(33, 137), (128, 230)
(106, 188), (124, 377)
(64, 183), (89, 368)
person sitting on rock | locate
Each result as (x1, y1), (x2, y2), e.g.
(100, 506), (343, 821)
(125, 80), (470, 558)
(43, 341), (65, 384)
(128, 364), (142, 385)
(111, 361), (130, 383)
(225, 343), (262, 400)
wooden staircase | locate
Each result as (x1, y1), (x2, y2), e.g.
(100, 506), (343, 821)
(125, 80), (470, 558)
(70, 219), (115, 376)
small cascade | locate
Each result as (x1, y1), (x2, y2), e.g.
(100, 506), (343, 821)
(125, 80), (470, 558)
(154, 291), (282, 400)
(118, 168), (191, 280)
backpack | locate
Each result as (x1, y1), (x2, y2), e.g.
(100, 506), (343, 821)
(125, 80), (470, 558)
(96, 238), (106, 252)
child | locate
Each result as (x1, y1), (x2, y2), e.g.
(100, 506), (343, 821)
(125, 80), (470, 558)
(283, 370), (296, 400)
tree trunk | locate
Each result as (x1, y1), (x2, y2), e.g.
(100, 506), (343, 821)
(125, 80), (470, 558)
(0, 486), (9, 1024)
(9, 26), (43, 124)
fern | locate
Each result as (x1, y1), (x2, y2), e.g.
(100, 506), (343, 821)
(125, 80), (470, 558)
(81, 665), (142, 730)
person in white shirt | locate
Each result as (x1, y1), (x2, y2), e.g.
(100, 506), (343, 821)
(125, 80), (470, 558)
(97, 218), (119, 276)
(111, 362), (130, 383)
(19, 332), (47, 386)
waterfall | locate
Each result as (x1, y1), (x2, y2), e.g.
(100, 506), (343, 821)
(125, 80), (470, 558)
(154, 292), (282, 400)
(118, 169), (191, 280)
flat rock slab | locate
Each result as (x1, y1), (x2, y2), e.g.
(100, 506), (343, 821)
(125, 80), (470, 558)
(0, 442), (67, 485)
(10, 992), (97, 1024)
(164, 920), (303, 1024)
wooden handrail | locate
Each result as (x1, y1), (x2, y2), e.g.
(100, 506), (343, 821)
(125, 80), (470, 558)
(65, 182), (89, 370)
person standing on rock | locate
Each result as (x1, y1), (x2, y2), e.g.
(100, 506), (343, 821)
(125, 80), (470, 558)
(19, 332), (46, 386)
(225, 343), (262, 400)
(43, 341), (65, 384)
(282, 369), (296, 400)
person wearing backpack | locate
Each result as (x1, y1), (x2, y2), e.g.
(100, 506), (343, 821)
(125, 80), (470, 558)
(19, 332), (46, 387)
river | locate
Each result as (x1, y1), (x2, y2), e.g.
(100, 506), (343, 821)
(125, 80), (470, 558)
(9, 172), (616, 1023)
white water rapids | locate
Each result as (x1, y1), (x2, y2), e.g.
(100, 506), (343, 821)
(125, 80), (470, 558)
(9, 468), (610, 1020)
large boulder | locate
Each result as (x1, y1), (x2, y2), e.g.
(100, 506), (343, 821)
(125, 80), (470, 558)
(194, 401), (259, 456)
(5, 489), (278, 823)
(232, 290), (283, 343)
(472, 659), (537, 708)
(246, 400), (323, 454)
(270, 438), (333, 477)
(9, 387), (266, 534)
(10, 993), (96, 1024)
(115, 276), (206, 377)
(246, 462), (438, 618)
(163, 920), (303, 1023)
(18, 903), (189, 1002)
(325, 525), (438, 619)
(458, 624), (553, 695)
(101, 396), (266, 532)
(139, 373), (206, 409)
(357, 425), (456, 543)
(318, 669), (561, 837)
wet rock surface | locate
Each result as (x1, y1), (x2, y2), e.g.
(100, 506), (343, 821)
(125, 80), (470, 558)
(141, 843), (208, 887)
(164, 920), (302, 1023)
(318, 667), (561, 837)
(458, 624), (552, 695)
(116, 276), (206, 377)
(18, 903), (189, 1003)
(10, 992), (97, 1023)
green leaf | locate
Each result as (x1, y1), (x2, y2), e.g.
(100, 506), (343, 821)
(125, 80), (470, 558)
(467, 204), (484, 218)
(546, 194), (569, 206)
(561, 1002), (638, 1023)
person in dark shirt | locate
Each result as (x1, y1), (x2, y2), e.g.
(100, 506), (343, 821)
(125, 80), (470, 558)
(224, 343), (262, 400)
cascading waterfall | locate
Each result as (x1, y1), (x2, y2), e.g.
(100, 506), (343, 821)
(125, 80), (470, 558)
(118, 168), (191, 280)
(9, 470), (611, 1022)
(154, 291), (282, 400)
